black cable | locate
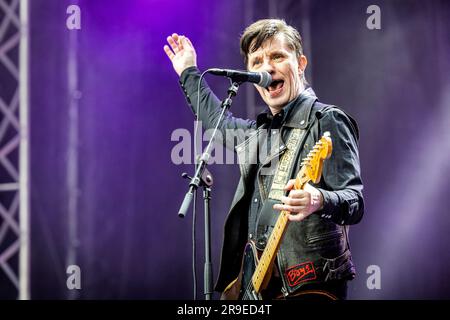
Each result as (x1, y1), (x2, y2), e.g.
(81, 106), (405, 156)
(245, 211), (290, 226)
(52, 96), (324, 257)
(192, 189), (197, 300)
(191, 71), (207, 300)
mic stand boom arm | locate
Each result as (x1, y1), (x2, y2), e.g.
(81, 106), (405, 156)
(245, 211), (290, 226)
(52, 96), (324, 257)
(178, 81), (240, 218)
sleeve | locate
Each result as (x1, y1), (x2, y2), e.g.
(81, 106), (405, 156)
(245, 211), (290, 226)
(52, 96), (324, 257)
(178, 67), (257, 149)
(315, 108), (364, 225)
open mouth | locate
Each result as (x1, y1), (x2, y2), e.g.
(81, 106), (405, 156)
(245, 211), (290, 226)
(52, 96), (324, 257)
(267, 79), (284, 97)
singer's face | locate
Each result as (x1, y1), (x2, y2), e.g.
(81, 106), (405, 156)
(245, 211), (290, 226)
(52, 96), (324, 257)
(247, 34), (307, 114)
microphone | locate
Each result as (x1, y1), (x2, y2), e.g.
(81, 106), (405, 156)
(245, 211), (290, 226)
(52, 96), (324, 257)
(207, 68), (272, 88)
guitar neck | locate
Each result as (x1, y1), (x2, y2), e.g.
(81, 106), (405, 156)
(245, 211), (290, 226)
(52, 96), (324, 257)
(251, 168), (309, 293)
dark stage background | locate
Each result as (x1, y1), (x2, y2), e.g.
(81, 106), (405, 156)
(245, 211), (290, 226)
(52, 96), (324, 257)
(1, 0), (449, 299)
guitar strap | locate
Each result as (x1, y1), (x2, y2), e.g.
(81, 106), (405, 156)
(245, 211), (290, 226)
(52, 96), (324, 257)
(267, 127), (304, 201)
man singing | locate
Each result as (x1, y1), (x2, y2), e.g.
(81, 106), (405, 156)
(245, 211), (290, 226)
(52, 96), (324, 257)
(164, 19), (364, 300)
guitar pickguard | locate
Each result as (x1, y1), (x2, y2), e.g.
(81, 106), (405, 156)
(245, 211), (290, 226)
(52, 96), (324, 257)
(239, 242), (263, 300)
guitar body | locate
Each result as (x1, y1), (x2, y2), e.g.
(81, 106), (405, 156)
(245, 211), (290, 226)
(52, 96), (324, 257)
(221, 242), (265, 300)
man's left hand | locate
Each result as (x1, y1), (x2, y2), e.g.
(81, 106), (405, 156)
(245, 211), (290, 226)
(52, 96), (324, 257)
(273, 179), (324, 222)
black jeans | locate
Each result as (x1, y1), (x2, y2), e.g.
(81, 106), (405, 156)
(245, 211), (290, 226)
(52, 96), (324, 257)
(285, 280), (347, 300)
(267, 276), (348, 300)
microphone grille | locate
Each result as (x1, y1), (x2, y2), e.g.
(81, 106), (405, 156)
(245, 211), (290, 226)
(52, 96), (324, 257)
(259, 71), (272, 88)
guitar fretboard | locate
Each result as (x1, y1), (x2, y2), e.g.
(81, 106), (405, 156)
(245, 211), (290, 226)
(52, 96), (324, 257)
(251, 169), (309, 292)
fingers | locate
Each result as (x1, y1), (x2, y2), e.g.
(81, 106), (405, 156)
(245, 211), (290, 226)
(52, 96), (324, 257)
(280, 195), (305, 206)
(177, 35), (184, 51)
(178, 35), (194, 50)
(273, 190), (308, 208)
(164, 33), (191, 60)
(288, 212), (306, 222)
(167, 34), (181, 53)
(273, 203), (304, 212)
(272, 203), (308, 222)
(183, 36), (194, 48)
(284, 179), (296, 191)
(272, 183), (319, 222)
(172, 33), (180, 42)
(287, 189), (308, 200)
(163, 45), (174, 60)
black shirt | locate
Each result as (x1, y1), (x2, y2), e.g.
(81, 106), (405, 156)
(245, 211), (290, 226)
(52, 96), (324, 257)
(247, 96), (300, 238)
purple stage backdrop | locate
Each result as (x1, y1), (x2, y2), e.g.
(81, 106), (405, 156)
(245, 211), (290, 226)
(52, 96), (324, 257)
(1, 0), (449, 299)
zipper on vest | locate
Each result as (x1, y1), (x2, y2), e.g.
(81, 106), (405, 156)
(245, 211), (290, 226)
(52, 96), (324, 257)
(306, 230), (343, 244)
(277, 252), (290, 297)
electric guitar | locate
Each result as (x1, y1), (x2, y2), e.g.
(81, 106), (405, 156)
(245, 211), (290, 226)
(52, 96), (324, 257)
(221, 132), (333, 300)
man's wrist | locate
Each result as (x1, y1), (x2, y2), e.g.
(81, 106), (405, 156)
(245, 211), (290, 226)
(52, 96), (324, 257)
(179, 65), (198, 81)
(315, 188), (326, 211)
(308, 186), (324, 213)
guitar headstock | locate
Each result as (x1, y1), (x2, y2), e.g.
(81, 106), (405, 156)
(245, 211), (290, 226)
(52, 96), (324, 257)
(298, 132), (332, 185)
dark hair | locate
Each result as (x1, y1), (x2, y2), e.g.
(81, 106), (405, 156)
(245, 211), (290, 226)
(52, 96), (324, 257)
(240, 19), (304, 67)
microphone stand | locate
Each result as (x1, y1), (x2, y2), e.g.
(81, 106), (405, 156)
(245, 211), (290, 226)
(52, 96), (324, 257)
(178, 81), (240, 300)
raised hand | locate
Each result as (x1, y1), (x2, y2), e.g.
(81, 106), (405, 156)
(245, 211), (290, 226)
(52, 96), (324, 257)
(163, 33), (197, 77)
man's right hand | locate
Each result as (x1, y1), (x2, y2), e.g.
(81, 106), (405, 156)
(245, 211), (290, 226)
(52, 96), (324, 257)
(164, 33), (197, 77)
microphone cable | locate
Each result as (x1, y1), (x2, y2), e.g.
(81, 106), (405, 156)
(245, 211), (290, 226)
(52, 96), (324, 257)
(191, 70), (209, 300)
